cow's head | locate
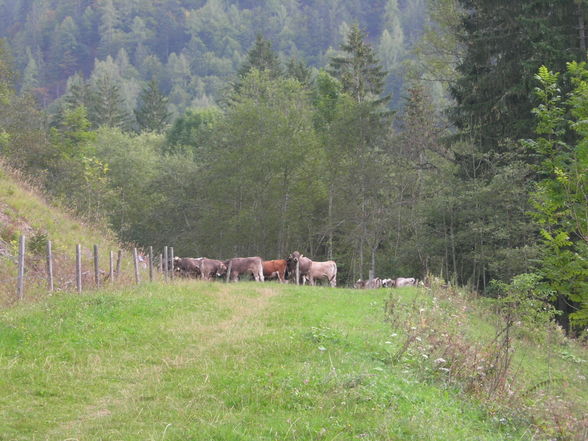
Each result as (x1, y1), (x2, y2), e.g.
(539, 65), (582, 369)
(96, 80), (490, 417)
(216, 262), (227, 277)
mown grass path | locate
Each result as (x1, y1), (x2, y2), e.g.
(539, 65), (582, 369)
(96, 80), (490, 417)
(0, 282), (533, 440)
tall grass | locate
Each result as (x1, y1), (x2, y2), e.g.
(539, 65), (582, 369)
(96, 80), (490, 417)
(385, 278), (588, 440)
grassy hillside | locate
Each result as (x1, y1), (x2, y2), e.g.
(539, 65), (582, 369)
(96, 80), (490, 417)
(0, 164), (135, 306)
(1, 281), (586, 440)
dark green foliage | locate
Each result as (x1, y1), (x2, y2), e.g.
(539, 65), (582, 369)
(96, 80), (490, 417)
(525, 65), (588, 328)
(134, 80), (172, 134)
(230, 34), (283, 98)
(450, 0), (585, 155)
(0, 39), (14, 105)
(0, 1), (427, 111)
(286, 58), (312, 86)
(90, 75), (133, 131)
(237, 34), (283, 80)
(164, 107), (220, 155)
(329, 24), (389, 106)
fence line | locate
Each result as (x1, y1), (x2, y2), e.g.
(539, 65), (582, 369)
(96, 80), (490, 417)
(6, 235), (179, 301)
(76, 244), (82, 294)
(132, 247), (140, 284)
(163, 246), (169, 282)
(109, 250), (114, 283)
(46, 240), (53, 292)
(7, 234), (318, 301)
(148, 246), (153, 282)
(17, 235), (25, 299)
(94, 245), (100, 287)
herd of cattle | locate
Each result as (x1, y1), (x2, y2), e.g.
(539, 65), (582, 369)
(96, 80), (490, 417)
(173, 250), (416, 289)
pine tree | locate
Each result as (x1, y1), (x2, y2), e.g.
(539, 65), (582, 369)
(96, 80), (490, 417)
(20, 47), (39, 95)
(328, 24), (389, 106)
(231, 34), (282, 97)
(48, 16), (80, 83)
(134, 79), (172, 133)
(90, 74), (132, 131)
(63, 73), (92, 110)
(451, 0), (585, 155)
(285, 58), (312, 86)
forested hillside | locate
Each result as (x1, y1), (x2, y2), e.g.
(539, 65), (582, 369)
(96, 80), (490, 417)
(0, 1), (586, 330)
(0, 0), (423, 113)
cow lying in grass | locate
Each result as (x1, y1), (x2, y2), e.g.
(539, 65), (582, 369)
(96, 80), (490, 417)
(354, 277), (383, 289)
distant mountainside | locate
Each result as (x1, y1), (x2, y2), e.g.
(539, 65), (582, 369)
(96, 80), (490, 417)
(0, 0), (426, 114)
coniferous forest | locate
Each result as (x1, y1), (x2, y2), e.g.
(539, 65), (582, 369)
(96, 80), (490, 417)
(0, 0), (586, 331)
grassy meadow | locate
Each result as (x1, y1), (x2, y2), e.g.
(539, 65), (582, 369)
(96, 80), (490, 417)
(1, 281), (586, 440)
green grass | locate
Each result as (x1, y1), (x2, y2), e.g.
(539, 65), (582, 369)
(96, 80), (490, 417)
(1, 281), (565, 441)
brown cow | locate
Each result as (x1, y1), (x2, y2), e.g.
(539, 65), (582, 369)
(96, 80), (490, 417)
(307, 260), (337, 287)
(286, 251), (312, 285)
(262, 259), (287, 283)
(199, 258), (227, 281)
(173, 257), (203, 278)
(225, 257), (264, 282)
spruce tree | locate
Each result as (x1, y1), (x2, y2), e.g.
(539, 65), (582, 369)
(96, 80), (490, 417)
(329, 24), (389, 106)
(90, 74), (132, 131)
(231, 34), (282, 97)
(134, 79), (171, 133)
(451, 0), (586, 155)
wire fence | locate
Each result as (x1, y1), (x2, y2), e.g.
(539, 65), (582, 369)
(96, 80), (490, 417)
(0, 235), (178, 306)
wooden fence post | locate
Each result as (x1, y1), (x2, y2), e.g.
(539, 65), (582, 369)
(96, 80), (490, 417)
(94, 245), (100, 287)
(163, 246), (168, 282)
(109, 251), (114, 284)
(226, 260), (233, 283)
(115, 250), (122, 280)
(148, 246), (153, 282)
(76, 244), (82, 294)
(133, 247), (140, 284)
(17, 235), (25, 300)
(159, 253), (163, 274)
(46, 240), (54, 292)
(295, 260), (300, 286)
(170, 247), (174, 280)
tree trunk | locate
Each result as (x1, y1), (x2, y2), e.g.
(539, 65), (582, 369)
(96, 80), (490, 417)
(578, 2), (587, 53)
(328, 186), (334, 260)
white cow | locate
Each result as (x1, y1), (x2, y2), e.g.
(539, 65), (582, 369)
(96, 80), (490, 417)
(382, 278), (395, 288)
(394, 277), (416, 287)
(307, 260), (337, 287)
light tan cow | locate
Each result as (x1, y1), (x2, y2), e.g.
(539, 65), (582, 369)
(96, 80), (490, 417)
(394, 277), (416, 287)
(307, 260), (337, 287)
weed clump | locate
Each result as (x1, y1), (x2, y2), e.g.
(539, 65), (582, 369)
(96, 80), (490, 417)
(384, 275), (587, 440)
